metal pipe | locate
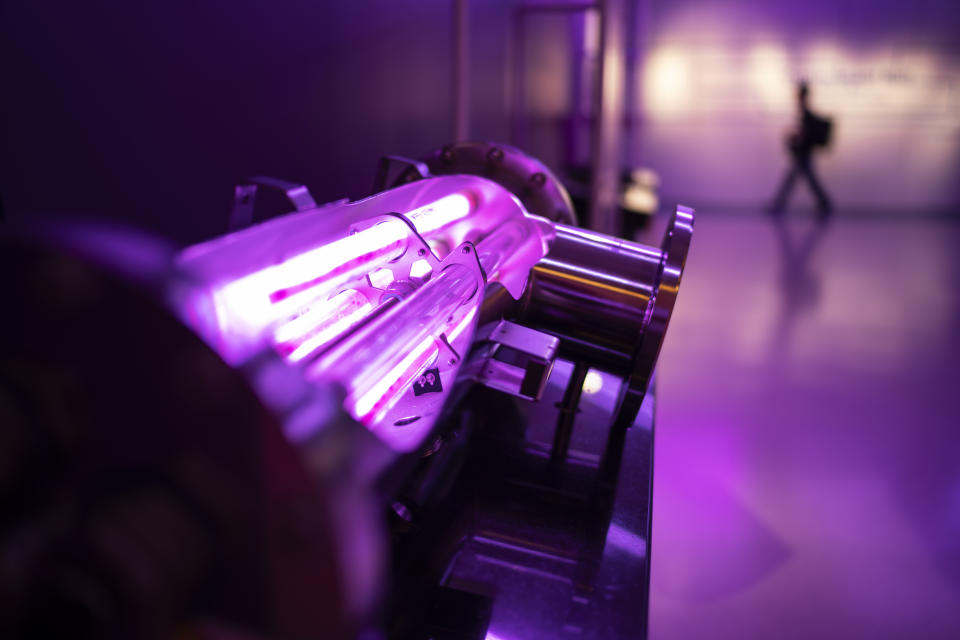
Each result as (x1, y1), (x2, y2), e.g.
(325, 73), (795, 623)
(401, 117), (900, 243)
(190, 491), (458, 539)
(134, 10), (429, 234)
(508, 7), (526, 148)
(521, 206), (693, 427)
(588, 0), (627, 235)
(522, 223), (663, 373)
(452, 0), (470, 141)
(552, 361), (589, 464)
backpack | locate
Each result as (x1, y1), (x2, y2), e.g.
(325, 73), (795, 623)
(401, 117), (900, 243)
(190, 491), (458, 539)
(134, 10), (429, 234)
(809, 113), (833, 148)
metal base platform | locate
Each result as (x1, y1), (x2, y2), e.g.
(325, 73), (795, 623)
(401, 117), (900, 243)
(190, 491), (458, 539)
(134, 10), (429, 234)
(387, 361), (656, 640)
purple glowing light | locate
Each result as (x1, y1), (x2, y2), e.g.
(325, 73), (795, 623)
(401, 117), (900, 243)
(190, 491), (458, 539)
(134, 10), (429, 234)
(275, 289), (374, 363)
(193, 219), (408, 364)
(405, 192), (474, 235)
(174, 175), (550, 451)
(352, 334), (439, 423)
(311, 264), (481, 435)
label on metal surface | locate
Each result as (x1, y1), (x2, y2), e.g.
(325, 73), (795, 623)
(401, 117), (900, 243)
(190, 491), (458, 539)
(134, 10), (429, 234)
(413, 368), (443, 395)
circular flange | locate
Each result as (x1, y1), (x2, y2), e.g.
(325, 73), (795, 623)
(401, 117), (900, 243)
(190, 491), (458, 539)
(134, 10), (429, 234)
(613, 205), (695, 428)
(420, 141), (578, 225)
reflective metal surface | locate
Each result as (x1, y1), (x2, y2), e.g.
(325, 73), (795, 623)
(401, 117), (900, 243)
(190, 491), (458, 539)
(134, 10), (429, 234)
(521, 206), (694, 426)
(388, 362), (657, 640)
(176, 174), (553, 452)
(2, 144), (696, 639)
(649, 215), (960, 640)
(175, 174), (692, 453)
(523, 224), (663, 372)
(420, 141), (578, 225)
(462, 319), (560, 401)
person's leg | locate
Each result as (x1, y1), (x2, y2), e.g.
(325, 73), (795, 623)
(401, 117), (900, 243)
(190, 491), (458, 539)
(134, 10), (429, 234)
(797, 155), (832, 216)
(769, 165), (798, 214)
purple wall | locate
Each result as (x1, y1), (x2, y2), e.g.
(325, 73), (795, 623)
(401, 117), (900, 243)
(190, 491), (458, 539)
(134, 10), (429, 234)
(3, 0), (957, 241)
(1, 0), (475, 243)
(631, 0), (960, 214)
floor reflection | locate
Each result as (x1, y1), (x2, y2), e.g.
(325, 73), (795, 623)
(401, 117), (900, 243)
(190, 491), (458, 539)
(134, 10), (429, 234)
(769, 217), (828, 364)
(648, 214), (960, 640)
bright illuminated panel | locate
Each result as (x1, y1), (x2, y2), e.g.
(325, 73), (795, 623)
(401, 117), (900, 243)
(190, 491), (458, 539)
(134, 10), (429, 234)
(644, 47), (694, 118)
(748, 44), (792, 111)
(582, 370), (604, 394)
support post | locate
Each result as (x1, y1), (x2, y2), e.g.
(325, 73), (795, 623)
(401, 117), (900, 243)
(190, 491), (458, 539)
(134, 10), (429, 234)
(453, 0), (470, 142)
(588, 0), (627, 235)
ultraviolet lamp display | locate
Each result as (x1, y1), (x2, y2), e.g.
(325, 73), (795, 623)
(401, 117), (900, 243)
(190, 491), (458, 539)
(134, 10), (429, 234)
(175, 172), (557, 451)
(172, 145), (692, 456)
(0, 142), (693, 639)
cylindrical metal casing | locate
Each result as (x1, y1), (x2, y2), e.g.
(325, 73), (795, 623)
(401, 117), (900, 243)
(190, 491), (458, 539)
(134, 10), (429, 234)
(521, 224), (664, 373)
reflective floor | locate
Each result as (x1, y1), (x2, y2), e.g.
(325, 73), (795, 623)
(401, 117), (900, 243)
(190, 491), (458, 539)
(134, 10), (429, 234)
(642, 214), (960, 639)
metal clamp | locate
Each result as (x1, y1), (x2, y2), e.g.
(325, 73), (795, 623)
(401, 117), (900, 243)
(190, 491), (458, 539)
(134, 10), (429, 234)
(372, 155), (431, 194)
(228, 176), (318, 231)
(463, 319), (559, 401)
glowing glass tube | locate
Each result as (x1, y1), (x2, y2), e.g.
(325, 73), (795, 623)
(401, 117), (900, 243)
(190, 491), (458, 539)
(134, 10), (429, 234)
(404, 193), (474, 236)
(172, 175), (552, 451)
(274, 289), (375, 363)
(182, 219), (409, 364)
(309, 263), (479, 430)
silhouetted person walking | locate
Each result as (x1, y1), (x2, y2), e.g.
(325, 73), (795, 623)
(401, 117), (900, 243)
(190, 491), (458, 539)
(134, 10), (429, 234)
(769, 81), (833, 218)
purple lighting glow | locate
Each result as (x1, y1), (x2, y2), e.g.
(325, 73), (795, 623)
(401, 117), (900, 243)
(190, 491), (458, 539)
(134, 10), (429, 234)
(275, 289), (374, 363)
(405, 192), (475, 236)
(183, 218), (409, 364)
(174, 175), (551, 451)
(634, 2), (960, 213)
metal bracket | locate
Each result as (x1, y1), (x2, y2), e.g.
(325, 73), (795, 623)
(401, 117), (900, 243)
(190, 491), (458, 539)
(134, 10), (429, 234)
(462, 320), (559, 401)
(419, 141), (578, 224)
(344, 212), (443, 307)
(228, 176), (318, 231)
(372, 155), (431, 194)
